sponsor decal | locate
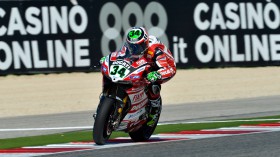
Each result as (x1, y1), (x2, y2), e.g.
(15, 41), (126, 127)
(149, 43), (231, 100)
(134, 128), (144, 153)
(101, 65), (107, 72)
(136, 58), (147, 66)
(160, 69), (171, 76)
(127, 108), (145, 119)
(130, 99), (148, 111)
(132, 91), (145, 103)
(129, 75), (140, 80)
(112, 60), (130, 69)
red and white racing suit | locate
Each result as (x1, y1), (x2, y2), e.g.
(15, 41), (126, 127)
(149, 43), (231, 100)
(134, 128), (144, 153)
(144, 35), (176, 101)
(103, 35), (176, 115)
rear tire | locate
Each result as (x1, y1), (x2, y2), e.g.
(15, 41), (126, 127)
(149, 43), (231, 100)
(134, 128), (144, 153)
(129, 114), (160, 142)
(93, 97), (115, 145)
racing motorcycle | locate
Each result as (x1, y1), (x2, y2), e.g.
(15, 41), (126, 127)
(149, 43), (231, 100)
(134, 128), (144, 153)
(93, 51), (161, 145)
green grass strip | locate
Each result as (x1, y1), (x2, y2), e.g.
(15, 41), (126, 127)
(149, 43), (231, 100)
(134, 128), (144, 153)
(1, 115), (280, 149)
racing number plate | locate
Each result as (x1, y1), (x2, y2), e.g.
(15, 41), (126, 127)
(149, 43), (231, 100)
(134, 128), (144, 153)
(109, 65), (130, 82)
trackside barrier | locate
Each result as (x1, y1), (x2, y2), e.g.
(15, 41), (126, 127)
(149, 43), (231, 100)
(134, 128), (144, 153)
(0, 0), (279, 75)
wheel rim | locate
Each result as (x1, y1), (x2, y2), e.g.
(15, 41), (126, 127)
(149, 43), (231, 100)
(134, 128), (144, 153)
(106, 119), (113, 136)
(103, 110), (115, 139)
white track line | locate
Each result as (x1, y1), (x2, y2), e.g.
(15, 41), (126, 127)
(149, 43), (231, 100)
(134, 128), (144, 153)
(0, 126), (92, 132)
(0, 153), (49, 157)
(215, 126), (280, 131)
(1, 119), (280, 132)
(158, 119), (280, 125)
(153, 134), (229, 139)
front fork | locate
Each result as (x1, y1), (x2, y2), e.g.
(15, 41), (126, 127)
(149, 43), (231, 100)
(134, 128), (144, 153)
(93, 94), (129, 130)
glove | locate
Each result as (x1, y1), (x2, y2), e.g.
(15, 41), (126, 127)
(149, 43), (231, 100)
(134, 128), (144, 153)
(100, 56), (106, 64)
(147, 71), (161, 82)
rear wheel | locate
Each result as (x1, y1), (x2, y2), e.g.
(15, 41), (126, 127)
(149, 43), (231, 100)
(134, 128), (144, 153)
(93, 97), (115, 145)
(129, 114), (160, 142)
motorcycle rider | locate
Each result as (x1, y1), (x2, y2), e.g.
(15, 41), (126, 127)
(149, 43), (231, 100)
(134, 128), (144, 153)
(100, 27), (176, 126)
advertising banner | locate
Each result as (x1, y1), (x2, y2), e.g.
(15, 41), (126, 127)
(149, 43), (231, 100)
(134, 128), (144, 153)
(0, 0), (279, 75)
(0, 0), (96, 75)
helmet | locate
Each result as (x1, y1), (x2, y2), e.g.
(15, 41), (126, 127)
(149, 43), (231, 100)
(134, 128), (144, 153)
(125, 27), (149, 59)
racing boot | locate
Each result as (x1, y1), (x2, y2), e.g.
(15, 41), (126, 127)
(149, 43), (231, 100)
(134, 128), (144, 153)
(147, 97), (162, 126)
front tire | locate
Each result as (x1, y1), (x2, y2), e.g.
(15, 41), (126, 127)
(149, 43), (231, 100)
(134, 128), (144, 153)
(93, 97), (115, 145)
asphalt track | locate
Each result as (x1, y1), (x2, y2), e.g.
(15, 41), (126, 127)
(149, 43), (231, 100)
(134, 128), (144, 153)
(1, 95), (280, 139)
(43, 131), (280, 157)
(1, 95), (280, 157)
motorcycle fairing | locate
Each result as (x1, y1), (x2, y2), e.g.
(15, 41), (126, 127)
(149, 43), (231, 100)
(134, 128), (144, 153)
(101, 53), (151, 132)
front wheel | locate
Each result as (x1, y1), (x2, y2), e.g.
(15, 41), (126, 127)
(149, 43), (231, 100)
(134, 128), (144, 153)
(93, 97), (115, 145)
(129, 114), (160, 142)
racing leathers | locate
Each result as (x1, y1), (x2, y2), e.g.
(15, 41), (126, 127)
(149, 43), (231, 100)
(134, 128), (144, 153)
(101, 35), (176, 126)
(143, 35), (176, 126)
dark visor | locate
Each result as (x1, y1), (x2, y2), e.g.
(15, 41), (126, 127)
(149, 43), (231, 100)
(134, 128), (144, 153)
(126, 41), (147, 56)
